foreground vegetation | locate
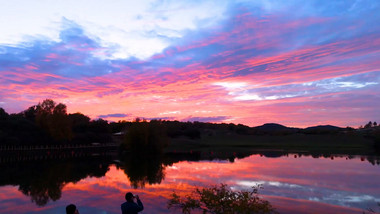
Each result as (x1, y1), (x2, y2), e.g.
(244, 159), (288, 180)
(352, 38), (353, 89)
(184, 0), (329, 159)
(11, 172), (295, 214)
(168, 183), (278, 214)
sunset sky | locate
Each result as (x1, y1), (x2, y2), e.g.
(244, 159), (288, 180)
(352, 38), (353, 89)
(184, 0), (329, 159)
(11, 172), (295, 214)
(0, 0), (379, 127)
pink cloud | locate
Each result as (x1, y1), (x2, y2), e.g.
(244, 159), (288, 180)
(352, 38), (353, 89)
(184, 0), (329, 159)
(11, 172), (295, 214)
(1, 11), (379, 127)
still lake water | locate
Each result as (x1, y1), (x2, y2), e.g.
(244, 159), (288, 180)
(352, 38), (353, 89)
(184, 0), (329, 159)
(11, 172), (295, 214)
(0, 151), (379, 214)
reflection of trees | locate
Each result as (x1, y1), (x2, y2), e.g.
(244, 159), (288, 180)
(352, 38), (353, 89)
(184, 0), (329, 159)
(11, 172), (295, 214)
(19, 179), (63, 206)
(17, 163), (65, 206)
(1, 147), (379, 206)
(0, 157), (111, 206)
(118, 147), (380, 190)
(119, 153), (165, 188)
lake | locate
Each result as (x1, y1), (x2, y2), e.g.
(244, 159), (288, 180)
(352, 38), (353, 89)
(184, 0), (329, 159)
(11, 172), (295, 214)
(0, 150), (379, 214)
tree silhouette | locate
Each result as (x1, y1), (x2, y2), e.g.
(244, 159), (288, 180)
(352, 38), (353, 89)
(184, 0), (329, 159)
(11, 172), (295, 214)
(122, 119), (169, 153)
(0, 108), (9, 120)
(35, 99), (72, 141)
(68, 113), (91, 132)
(364, 121), (373, 129)
(51, 103), (72, 140)
(22, 105), (38, 122)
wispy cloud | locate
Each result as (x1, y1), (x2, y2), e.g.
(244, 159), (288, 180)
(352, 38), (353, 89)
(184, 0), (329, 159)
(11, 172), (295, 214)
(182, 116), (231, 123)
(0, 0), (230, 60)
(98, 113), (129, 119)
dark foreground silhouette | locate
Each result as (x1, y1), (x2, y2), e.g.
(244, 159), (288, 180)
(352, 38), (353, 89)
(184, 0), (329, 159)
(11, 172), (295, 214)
(121, 192), (144, 214)
(66, 204), (79, 214)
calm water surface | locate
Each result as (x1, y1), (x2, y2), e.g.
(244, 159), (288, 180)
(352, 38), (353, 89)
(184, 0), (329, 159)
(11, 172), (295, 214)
(0, 153), (379, 214)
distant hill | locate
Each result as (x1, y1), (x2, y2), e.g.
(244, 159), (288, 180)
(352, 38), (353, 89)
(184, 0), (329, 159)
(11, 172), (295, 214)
(252, 123), (300, 135)
(249, 123), (349, 135)
(302, 125), (344, 134)
(254, 123), (294, 130)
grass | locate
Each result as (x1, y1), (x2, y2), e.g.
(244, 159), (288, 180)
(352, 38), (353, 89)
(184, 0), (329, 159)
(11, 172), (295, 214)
(166, 132), (376, 156)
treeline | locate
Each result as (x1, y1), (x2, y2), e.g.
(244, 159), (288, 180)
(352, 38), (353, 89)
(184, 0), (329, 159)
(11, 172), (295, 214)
(359, 121), (380, 129)
(0, 99), (278, 146)
(0, 99), (112, 145)
(1, 99), (379, 146)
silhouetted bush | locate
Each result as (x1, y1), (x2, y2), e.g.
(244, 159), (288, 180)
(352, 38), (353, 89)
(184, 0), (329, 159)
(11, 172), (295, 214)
(168, 183), (278, 214)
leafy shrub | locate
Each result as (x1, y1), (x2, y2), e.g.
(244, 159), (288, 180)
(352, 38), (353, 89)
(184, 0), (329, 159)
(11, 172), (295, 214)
(168, 183), (278, 214)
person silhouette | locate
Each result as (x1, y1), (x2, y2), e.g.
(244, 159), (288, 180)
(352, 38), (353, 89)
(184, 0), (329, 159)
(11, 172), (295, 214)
(66, 204), (79, 214)
(121, 192), (144, 214)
